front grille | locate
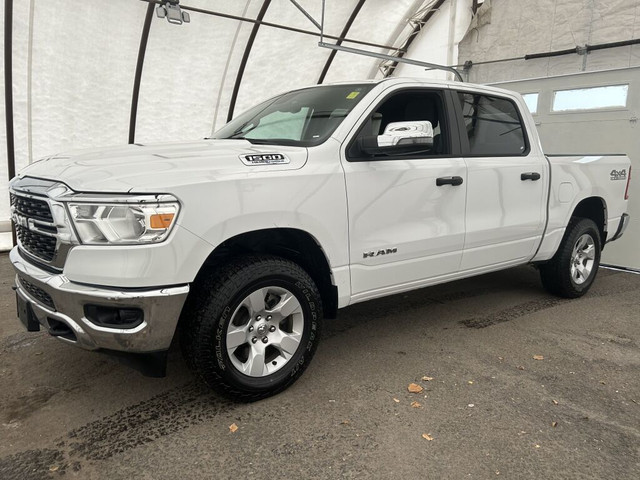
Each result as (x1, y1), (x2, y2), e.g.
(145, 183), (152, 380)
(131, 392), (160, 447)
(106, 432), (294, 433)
(15, 225), (57, 262)
(19, 276), (55, 309)
(11, 192), (58, 262)
(10, 193), (54, 222)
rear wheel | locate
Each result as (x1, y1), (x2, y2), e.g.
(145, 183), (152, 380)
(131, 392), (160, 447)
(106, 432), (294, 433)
(180, 255), (322, 401)
(540, 218), (601, 298)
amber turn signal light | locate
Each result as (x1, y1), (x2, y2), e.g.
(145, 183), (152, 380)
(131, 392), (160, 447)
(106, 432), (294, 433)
(150, 213), (175, 229)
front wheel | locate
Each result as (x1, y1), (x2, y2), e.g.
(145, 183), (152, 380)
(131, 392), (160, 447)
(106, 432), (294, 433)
(539, 218), (601, 298)
(180, 256), (322, 401)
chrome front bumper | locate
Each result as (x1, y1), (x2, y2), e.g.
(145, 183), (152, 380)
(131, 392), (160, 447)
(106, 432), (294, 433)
(10, 247), (189, 353)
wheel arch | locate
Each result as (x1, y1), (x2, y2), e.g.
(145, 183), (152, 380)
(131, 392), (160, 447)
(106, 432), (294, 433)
(571, 196), (607, 248)
(194, 228), (338, 319)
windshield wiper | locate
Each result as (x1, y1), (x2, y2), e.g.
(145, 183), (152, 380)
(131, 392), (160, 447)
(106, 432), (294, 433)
(228, 122), (258, 139)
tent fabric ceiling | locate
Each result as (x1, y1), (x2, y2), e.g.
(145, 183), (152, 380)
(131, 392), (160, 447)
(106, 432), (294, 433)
(10, 0), (442, 164)
(1, 0), (455, 246)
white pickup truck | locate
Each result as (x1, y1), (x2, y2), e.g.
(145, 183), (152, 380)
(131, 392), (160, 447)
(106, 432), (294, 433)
(10, 78), (631, 401)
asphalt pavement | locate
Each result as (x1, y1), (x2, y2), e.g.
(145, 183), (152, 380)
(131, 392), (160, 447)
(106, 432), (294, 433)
(0, 253), (638, 479)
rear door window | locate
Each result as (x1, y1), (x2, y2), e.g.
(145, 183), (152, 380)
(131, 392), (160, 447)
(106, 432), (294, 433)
(456, 92), (528, 156)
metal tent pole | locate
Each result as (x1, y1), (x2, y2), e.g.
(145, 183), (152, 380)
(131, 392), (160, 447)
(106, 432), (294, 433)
(129, 2), (155, 144)
(4, 0), (17, 245)
(226, 0), (272, 122)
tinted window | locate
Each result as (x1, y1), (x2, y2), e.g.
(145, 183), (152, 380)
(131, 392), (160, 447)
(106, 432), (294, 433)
(348, 90), (450, 160)
(457, 92), (527, 156)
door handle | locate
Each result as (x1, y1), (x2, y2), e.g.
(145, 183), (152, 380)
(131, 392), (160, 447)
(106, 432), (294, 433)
(436, 176), (464, 187)
(521, 172), (541, 181)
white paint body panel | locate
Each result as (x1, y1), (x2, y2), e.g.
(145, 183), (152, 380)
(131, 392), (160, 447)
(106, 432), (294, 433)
(343, 157), (467, 296)
(14, 78), (631, 309)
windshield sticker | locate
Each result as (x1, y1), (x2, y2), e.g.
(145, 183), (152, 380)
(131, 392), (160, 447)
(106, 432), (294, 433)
(240, 153), (290, 166)
(346, 91), (360, 100)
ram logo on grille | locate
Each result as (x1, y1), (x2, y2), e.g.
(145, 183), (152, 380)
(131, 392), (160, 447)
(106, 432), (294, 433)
(240, 153), (290, 166)
(11, 213), (30, 228)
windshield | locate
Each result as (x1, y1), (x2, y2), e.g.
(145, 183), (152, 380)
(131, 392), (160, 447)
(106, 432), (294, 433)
(212, 84), (374, 146)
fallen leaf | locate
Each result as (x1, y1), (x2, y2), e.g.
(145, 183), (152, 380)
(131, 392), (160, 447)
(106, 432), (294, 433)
(422, 433), (434, 441)
(551, 421), (558, 427)
(49, 466), (59, 472)
(517, 365), (525, 370)
(533, 355), (544, 361)
(340, 420), (350, 425)
(552, 400), (559, 405)
(422, 376), (434, 381)
(411, 401), (422, 408)
(408, 383), (424, 393)
(229, 423), (238, 433)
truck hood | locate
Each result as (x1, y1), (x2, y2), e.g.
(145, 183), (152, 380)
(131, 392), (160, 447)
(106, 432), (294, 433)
(18, 140), (308, 193)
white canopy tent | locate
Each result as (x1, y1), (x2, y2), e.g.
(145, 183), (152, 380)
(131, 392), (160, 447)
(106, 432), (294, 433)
(1, 0), (475, 250)
(2, 0), (638, 268)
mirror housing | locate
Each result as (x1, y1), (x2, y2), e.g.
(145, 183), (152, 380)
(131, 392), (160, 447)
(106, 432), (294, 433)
(359, 121), (434, 155)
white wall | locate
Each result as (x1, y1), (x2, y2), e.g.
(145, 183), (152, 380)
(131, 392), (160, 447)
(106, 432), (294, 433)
(458, 0), (640, 83)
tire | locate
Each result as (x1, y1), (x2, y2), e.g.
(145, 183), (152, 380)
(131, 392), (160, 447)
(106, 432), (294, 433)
(539, 217), (601, 298)
(180, 255), (322, 402)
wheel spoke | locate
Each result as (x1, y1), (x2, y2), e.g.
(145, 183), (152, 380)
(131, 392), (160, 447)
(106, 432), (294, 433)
(245, 349), (265, 376)
(279, 332), (302, 355)
(578, 236), (588, 251)
(245, 289), (267, 315)
(271, 294), (302, 318)
(584, 244), (595, 260)
(226, 326), (248, 350)
(577, 263), (587, 279)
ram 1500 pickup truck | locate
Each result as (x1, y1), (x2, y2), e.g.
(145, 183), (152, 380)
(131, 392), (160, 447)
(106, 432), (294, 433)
(10, 78), (631, 400)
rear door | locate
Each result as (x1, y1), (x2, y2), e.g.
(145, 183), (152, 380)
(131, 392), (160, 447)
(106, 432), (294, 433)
(341, 88), (467, 299)
(453, 90), (548, 271)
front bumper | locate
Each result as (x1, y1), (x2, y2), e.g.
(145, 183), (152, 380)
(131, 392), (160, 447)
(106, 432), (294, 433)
(10, 247), (189, 353)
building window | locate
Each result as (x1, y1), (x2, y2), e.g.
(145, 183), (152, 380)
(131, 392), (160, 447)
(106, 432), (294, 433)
(522, 93), (539, 115)
(552, 85), (628, 112)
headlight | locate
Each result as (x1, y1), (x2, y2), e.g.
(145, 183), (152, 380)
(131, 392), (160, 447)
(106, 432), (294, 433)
(68, 197), (180, 245)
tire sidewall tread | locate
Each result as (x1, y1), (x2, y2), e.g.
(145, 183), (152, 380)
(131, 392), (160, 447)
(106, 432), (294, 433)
(540, 217), (601, 298)
(180, 255), (322, 402)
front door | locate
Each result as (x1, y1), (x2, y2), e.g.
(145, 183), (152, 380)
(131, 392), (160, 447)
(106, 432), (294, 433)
(342, 88), (467, 300)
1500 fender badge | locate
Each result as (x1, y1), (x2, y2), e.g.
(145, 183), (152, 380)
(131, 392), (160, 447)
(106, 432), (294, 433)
(610, 169), (627, 181)
(240, 153), (290, 166)
(363, 248), (398, 259)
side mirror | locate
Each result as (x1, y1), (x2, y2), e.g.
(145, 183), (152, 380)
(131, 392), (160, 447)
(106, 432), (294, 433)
(359, 121), (434, 155)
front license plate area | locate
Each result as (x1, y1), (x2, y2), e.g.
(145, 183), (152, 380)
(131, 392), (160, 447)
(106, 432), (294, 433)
(16, 293), (40, 332)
